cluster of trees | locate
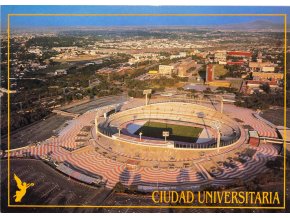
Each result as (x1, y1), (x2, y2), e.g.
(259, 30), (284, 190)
(1, 64), (8, 89)
(1, 106), (52, 136)
(191, 55), (204, 64)
(127, 89), (144, 98)
(1, 54), (132, 135)
(126, 79), (147, 90)
(266, 157), (283, 171)
(87, 83), (122, 99)
(226, 56), (243, 62)
(235, 91), (287, 110)
(40, 50), (59, 61)
(113, 182), (139, 194)
(235, 74), (289, 110)
(216, 87), (238, 94)
(150, 76), (176, 87)
(223, 64), (244, 78)
(126, 76), (188, 98)
(126, 78), (148, 98)
(259, 83), (271, 94)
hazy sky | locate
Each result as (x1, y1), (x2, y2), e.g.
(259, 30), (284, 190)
(1, 6), (289, 29)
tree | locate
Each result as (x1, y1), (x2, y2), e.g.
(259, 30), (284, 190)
(260, 82), (271, 94)
(113, 182), (126, 193)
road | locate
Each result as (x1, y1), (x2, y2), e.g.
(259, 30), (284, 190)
(64, 94), (128, 114)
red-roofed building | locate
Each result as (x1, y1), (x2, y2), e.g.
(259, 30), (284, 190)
(227, 51), (252, 57)
(246, 80), (278, 87)
(248, 131), (260, 147)
(227, 61), (245, 65)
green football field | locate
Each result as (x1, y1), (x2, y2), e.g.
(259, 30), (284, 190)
(134, 121), (203, 143)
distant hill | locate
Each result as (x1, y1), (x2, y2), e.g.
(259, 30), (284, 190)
(7, 20), (289, 33)
(211, 20), (287, 31)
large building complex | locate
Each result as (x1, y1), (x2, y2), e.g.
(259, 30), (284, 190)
(249, 61), (276, 72)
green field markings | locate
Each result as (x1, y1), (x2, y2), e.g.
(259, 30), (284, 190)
(134, 121), (203, 143)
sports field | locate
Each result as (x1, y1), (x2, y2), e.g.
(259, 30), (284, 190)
(134, 121), (203, 143)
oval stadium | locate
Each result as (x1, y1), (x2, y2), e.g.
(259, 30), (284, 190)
(6, 97), (283, 193)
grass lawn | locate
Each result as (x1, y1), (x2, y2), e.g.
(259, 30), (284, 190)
(134, 121), (203, 143)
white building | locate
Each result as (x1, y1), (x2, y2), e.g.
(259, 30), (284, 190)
(214, 51), (227, 62)
(159, 65), (173, 75)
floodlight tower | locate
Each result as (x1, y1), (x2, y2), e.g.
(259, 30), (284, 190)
(211, 120), (222, 152)
(203, 93), (224, 114)
(143, 89), (152, 106)
(95, 111), (99, 135)
(163, 131), (169, 142)
(220, 96), (224, 114)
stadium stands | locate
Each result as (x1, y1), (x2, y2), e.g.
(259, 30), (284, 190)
(99, 102), (241, 150)
(5, 100), (281, 192)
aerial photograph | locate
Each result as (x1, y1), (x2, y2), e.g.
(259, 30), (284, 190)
(0, 5), (290, 213)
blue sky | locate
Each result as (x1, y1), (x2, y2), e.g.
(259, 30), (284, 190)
(1, 6), (290, 29)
